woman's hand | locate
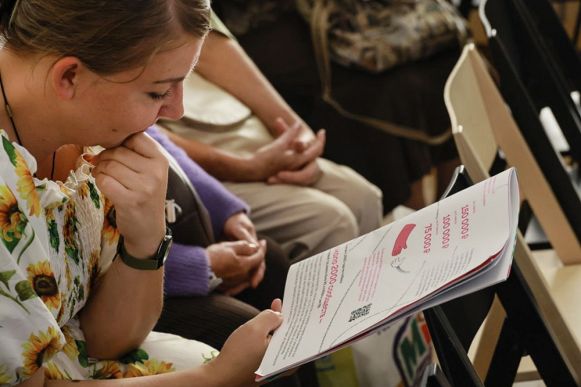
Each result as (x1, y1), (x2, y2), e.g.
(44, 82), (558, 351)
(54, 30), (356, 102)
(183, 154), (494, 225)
(92, 133), (168, 258)
(266, 158), (323, 186)
(223, 212), (258, 243)
(248, 119), (323, 179)
(208, 299), (283, 387)
(247, 119), (302, 180)
(221, 213), (265, 292)
(207, 239), (267, 295)
(255, 118), (326, 185)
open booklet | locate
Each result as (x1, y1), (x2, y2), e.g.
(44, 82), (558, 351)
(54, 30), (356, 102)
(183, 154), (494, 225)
(256, 168), (520, 382)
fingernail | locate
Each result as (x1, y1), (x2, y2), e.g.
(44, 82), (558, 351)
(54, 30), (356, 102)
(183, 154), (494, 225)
(248, 242), (258, 249)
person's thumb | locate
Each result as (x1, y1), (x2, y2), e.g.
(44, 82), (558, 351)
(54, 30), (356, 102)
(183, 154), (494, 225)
(252, 309), (283, 335)
(231, 240), (260, 255)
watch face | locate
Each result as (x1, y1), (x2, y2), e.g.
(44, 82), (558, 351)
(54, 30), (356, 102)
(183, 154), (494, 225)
(159, 234), (173, 266)
(117, 228), (173, 270)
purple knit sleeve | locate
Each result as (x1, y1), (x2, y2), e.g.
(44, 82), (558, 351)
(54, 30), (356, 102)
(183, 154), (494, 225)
(146, 126), (249, 238)
(164, 243), (210, 297)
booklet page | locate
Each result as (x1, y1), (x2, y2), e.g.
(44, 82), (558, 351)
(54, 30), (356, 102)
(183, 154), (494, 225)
(257, 169), (518, 380)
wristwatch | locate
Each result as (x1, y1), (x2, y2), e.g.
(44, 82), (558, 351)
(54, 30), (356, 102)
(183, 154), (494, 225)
(117, 228), (173, 270)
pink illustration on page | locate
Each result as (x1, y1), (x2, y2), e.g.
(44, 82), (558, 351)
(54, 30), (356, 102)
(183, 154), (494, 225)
(390, 223), (417, 274)
(392, 223), (416, 256)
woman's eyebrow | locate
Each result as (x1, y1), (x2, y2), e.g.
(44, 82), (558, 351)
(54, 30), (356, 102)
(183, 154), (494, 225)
(153, 58), (199, 84)
(153, 76), (186, 84)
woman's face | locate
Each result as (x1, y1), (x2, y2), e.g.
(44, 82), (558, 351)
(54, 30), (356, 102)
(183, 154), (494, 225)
(70, 36), (204, 148)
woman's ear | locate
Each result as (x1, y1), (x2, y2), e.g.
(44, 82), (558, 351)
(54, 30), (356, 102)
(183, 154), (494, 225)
(50, 57), (84, 100)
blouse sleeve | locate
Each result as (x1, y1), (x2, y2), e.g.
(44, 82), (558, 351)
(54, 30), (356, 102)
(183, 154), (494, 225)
(0, 133), (65, 385)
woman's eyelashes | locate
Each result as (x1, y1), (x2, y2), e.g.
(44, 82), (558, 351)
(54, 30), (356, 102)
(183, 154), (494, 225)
(148, 88), (172, 101)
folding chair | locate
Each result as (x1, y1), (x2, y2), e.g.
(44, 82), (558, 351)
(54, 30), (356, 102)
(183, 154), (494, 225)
(436, 43), (581, 385)
(477, 0), (581, 265)
(479, 0), (581, 163)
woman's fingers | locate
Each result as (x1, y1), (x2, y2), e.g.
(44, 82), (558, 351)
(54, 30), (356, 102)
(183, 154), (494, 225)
(229, 240), (260, 255)
(251, 309), (283, 336)
(93, 132), (168, 258)
(122, 131), (165, 159)
(271, 160), (322, 186)
(93, 159), (143, 192)
(250, 260), (266, 289)
(271, 298), (282, 313)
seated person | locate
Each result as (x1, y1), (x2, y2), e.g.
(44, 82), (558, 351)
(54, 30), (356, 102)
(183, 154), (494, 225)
(211, 1), (462, 211)
(0, 1), (280, 386)
(160, 13), (383, 261)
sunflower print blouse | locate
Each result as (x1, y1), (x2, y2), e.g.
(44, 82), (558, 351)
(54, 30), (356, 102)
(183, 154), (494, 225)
(0, 131), (216, 386)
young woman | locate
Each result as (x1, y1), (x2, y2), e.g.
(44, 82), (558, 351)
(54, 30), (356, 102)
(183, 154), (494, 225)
(0, 1), (281, 386)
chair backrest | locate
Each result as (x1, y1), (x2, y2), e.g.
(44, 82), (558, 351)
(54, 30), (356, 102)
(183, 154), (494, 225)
(163, 147), (214, 247)
(441, 43), (581, 383)
(447, 39), (581, 264)
(479, 0), (581, 163)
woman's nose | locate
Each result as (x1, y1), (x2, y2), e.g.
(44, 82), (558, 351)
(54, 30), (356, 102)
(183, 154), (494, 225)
(158, 84), (184, 120)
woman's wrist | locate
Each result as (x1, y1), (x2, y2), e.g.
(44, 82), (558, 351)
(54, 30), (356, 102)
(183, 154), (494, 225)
(196, 359), (229, 387)
(122, 229), (166, 259)
(240, 154), (264, 182)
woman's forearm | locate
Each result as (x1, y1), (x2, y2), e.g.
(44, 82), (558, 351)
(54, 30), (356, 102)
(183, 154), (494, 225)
(79, 258), (164, 359)
(196, 31), (304, 136)
(163, 130), (257, 181)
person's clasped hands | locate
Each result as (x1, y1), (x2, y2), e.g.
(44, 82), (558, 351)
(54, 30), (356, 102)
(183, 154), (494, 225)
(251, 117), (326, 186)
(208, 211), (267, 295)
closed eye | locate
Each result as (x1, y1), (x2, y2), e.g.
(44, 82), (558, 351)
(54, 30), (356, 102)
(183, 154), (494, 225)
(148, 89), (172, 101)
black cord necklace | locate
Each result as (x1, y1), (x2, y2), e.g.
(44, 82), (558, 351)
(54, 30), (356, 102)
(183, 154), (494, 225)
(0, 73), (56, 179)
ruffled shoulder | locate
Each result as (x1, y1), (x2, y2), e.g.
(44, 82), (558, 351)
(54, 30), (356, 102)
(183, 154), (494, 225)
(0, 131), (105, 211)
(57, 146), (102, 199)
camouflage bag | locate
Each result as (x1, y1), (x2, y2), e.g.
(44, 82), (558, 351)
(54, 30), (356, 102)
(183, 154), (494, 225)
(297, 0), (468, 73)
(297, 0), (468, 144)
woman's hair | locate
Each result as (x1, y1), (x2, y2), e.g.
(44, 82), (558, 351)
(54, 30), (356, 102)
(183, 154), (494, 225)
(0, 0), (211, 74)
